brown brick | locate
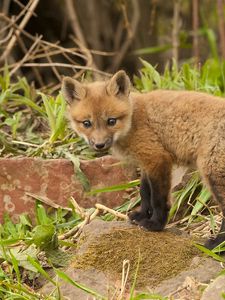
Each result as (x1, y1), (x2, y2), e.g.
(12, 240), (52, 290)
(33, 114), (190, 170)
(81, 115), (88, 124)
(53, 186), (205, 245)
(0, 156), (133, 222)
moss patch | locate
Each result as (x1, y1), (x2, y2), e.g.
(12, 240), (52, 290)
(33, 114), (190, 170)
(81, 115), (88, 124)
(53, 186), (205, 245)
(72, 227), (199, 288)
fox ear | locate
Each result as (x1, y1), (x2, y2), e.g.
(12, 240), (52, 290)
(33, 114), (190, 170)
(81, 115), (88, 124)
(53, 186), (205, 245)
(107, 70), (130, 98)
(62, 77), (86, 105)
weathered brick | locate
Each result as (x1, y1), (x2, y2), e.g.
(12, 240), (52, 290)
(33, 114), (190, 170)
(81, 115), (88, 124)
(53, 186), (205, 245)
(0, 156), (133, 222)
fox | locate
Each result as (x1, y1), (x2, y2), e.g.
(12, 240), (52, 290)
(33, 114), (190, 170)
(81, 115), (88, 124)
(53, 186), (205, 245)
(62, 70), (225, 250)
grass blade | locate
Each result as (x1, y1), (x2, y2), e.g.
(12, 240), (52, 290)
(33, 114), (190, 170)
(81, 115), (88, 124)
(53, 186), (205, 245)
(27, 255), (56, 285)
(194, 243), (225, 262)
(88, 179), (140, 195)
(54, 268), (106, 299)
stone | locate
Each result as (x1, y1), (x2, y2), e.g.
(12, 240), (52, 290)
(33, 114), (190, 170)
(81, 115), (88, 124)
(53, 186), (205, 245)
(201, 275), (225, 300)
(41, 268), (112, 299)
(0, 156), (133, 222)
(154, 256), (221, 297)
(41, 220), (222, 299)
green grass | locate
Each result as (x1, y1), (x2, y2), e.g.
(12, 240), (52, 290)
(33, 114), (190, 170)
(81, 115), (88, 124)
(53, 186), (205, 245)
(0, 66), (96, 159)
(134, 58), (225, 95)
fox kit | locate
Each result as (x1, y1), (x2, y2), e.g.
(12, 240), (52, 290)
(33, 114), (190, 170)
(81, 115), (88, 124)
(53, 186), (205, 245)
(62, 70), (225, 249)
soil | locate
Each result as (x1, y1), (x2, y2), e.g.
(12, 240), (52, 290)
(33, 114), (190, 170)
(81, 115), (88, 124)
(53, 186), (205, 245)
(72, 225), (199, 288)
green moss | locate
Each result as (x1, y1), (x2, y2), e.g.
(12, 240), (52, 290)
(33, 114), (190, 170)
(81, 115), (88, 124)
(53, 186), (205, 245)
(73, 227), (199, 287)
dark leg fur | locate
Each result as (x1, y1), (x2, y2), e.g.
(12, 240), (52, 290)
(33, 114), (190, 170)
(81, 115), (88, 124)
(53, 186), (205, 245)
(203, 174), (225, 249)
(137, 177), (170, 231)
(129, 175), (152, 222)
(204, 219), (225, 250)
(129, 166), (171, 232)
(129, 152), (172, 231)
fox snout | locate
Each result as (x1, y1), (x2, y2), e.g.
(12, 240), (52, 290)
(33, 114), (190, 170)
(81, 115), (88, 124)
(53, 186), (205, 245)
(89, 137), (113, 152)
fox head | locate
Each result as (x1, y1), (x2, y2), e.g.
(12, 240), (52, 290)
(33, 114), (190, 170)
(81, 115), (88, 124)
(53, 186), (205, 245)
(62, 71), (133, 151)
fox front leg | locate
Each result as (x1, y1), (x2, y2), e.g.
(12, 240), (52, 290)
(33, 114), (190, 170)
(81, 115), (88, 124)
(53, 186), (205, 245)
(129, 153), (172, 231)
(129, 174), (153, 222)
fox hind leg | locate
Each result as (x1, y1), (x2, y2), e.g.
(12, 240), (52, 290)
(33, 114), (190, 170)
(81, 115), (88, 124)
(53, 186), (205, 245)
(198, 155), (225, 250)
(204, 175), (225, 250)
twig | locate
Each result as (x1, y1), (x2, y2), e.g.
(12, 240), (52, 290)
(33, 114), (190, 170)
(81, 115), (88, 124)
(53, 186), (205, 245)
(25, 192), (72, 211)
(0, 12), (36, 39)
(217, 0), (225, 59)
(15, 62), (110, 76)
(149, 0), (158, 35)
(43, 44), (61, 82)
(118, 260), (130, 300)
(0, 1), (12, 47)
(0, 0), (38, 37)
(70, 36), (104, 79)
(113, 18), (124, 51)
(0, 2), (112, 88)
(71, 214), (90, 241)
(65, 0), (87, 48)
(90, 49), (116, 56)
(12, 140), (40, 148)
(59, 208), (99, 240)
(65, 0), (99, 78)
(121, 1), (132, 38)
(192, 0), (199, 62)
(13, 0), (37, 17)
(16, 35), (44, 86)
(70, 36), (93, 69)
(41, 41), (87, 60)
(95, 203), (128, 220)
(172, 0), (180, 62)
(2, 0), (11, 14)
(110, 0), (140, 72)
(69, 196), (86, 219)
(10, 35), (42, 76)
(0, 25), (13, 45)
(0, 0), (39, 62)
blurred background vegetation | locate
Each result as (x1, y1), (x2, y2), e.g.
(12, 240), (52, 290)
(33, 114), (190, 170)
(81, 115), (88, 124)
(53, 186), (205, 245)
(1, 0), (225, 87)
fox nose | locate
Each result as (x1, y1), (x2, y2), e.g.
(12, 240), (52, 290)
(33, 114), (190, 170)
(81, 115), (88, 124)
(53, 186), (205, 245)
(95, 143), (105, 150)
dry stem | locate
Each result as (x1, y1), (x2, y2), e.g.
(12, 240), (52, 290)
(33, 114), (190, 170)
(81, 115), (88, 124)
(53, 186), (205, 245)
(69, 196), (86, 219)
(172, 0), (180, 62)
(10, 35), (42, 76)
(58, 208), (100, 240)
(111, 0), (140, 72)
(217, 0), (225, 59)
(0, 0), (39, 62)
(95, 203), (128, 220)
(0, 3), (111, 87)
(192, 0), (199, 62)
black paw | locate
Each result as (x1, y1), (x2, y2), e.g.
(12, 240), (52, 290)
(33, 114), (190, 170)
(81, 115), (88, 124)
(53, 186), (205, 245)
(204, 234), (225, 250)
(138, 218), (165, 232)
(128, 210), (151, 224)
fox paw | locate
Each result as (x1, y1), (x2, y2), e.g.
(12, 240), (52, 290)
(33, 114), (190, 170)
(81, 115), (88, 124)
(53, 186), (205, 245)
(204, 235), (225, 250)
(128, 210), (151, 224)
(138, 218), (165, 232)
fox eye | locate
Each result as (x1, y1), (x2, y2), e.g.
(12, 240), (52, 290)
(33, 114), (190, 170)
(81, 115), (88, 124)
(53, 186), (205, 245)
(107, 118), (117, 126)
(83, 120), (92, 128)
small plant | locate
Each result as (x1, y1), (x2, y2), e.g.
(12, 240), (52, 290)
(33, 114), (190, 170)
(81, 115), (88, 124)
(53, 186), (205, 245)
(0, 68), (97, 159)
(134, 58), (225, 96)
